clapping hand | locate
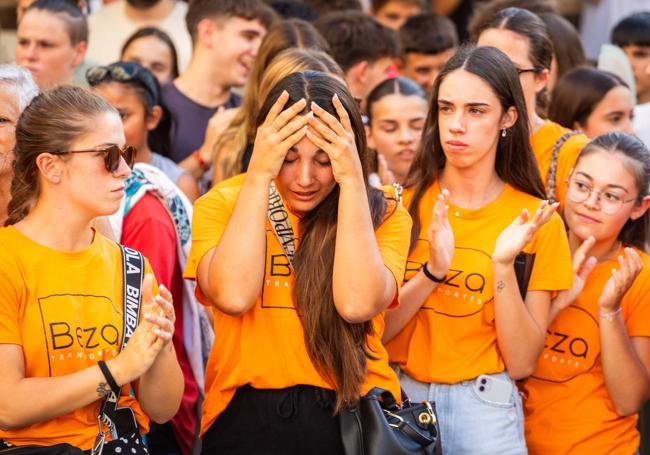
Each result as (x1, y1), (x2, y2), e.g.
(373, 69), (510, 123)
(493, 200), (558, 266)
(598, 247), (643, 312)
(426, 189), (454, 280)
(551, 236), (598, 314)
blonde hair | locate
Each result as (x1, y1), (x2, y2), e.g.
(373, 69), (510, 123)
(215, 48), (343, 181)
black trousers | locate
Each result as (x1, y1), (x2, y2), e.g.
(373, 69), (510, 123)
(201, 384), (345, 455)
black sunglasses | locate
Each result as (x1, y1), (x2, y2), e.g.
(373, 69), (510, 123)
(51, 145), (137, 173)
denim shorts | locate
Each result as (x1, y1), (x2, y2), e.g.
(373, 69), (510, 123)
(398, 370), (527, 455)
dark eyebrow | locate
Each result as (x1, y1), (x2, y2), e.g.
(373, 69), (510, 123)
(575, 171), (630, 192)
(438, 99), (490, 108)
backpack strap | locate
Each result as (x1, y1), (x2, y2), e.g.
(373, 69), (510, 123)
(546, 131), (581, 203)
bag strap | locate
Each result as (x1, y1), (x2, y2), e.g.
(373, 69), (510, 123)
(268, 182), (295, 269)
(97, 246), (144, 439)
(546, 131), (581, 203)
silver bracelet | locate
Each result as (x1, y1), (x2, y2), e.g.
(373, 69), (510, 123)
(599, 307), (622, 322)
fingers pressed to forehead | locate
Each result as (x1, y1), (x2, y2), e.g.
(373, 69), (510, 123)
(309, 116), (338, 142)
(265, 90), (290, 124)
(279, 114), (310, 139)
(311, 101), (347, 137)
(274, 98), (307, 129)
(333, 93), (353, 132)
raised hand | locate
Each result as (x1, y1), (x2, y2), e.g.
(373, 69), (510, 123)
(377, 154), (396, 186)
(598, 247), (643, 312)
(247, 91), (309, 182)
(306, 93), (363, 186)
(552, 236), (598, 315)
(197, 106), (239, 165)
(426, 189), (454, 279)
(493, 200), (558, 266)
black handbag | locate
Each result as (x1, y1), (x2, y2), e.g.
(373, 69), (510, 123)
(340, 387), (442, 455)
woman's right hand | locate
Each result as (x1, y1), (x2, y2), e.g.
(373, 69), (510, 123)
(426, 189), (454, 279)
(247, 91), (310, 182)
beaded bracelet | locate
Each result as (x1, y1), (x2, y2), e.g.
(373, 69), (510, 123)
(599, 307), (622, 322)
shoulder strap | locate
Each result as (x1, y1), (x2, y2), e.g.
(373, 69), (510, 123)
(267, 182), (295, 269)
(119, 245), (144, 350)
(95, 245), (144, 444)
(546, 131), (581, 203)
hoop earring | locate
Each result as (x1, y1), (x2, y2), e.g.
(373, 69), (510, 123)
(501, 128), (507, 138)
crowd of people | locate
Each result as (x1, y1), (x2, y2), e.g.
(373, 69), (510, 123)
(0, 0), (650, 453)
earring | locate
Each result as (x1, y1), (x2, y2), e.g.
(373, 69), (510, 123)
(51, 175), (60, 183)
(501, 128), (507, 138)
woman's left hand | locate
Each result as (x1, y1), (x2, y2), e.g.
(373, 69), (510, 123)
(598, 247), (643, 312)
(493, 200), (558, 266)
(143, 279), (176, 348)
(306, 93), (363, 186)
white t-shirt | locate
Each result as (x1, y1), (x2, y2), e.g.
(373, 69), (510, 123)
(86, 0), (192, 71)
(634, 102), (650, 147)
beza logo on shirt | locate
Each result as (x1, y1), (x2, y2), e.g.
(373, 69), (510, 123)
(406, 240), (492, 317)
(531, 305), (597, 383)
(39, 293), (122, 376)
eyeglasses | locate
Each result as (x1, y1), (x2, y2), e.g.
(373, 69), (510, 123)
(51, 145), (136, 173)
(515, 67), (539, 76)
(566, 177), (637, 214)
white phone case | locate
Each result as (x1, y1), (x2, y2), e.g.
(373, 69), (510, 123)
(472, 374), (513, 405)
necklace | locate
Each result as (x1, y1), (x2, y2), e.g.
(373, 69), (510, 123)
(439, 177), (504, 216)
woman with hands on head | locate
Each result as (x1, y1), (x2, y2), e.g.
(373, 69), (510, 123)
(0, 86), (183, 451)
(522, 132), (650, 454)
(185, 71), (412, 454)
(383, 45), (573, 454)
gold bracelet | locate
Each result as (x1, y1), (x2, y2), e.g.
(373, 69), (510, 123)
(599, 307), (622, 321)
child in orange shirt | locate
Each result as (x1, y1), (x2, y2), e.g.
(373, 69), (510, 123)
(474, 7), (590, 206)
(185, 71), (411, 453)
(383, 45), (573, 454)
(0, 86), (183, 451)
(522, 132), (650, 454)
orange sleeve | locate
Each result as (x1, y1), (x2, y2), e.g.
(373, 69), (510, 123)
(526, 211), (573, 292)
(375, 203), (412, 308)
(183, 187), (234, 282)
(0, 249), (22, 345)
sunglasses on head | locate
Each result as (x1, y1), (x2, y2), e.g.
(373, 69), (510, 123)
(51, 145), (137, 173)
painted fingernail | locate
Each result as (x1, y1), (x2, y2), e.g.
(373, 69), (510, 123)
(144, 313), (152, 319)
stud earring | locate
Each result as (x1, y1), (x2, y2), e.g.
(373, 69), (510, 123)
(501, 128), (507, 138)
(52, 175), (60, 183)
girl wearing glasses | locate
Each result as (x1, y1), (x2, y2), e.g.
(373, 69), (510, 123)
(0, 86), (183, 451)
(383, 45), (573, 453)
(185, 71), (411, 453)
(474, 7), (589, 207)
(522, 132), (650, 454)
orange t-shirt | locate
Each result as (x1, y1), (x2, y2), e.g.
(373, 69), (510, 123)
(184, 174), (412, 436)
(0, 227), (154, 450)
(386, 182), (573, 384)
(530, 121), (589, 206)
(522, 246), (650, 455)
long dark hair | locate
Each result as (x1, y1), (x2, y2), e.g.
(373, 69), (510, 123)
(407, 45), (545, 250)
(573, 132), (650, 250)
(256, 70), (387, 410)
